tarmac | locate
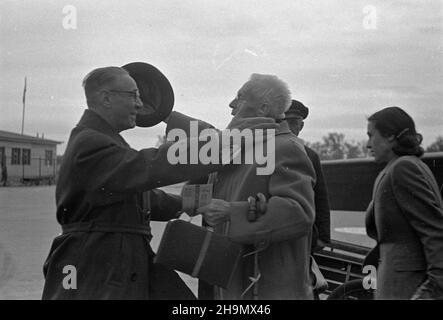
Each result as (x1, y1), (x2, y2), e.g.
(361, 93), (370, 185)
(0, 185), (375, 299)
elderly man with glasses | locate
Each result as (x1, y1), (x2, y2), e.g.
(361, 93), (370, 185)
(41, 66), (254, 300)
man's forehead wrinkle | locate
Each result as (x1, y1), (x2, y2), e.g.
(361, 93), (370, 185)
(111, 75), (138, 91)
(239, 86), (253, 99)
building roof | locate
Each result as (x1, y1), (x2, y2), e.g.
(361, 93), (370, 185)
(0, 130), (62, 146)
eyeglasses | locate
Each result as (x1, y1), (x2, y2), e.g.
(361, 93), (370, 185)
(107, 89), (141, 101)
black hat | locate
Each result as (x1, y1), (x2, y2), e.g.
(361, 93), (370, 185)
(122, 62), (174, 127)
(285, 100), (309, 120)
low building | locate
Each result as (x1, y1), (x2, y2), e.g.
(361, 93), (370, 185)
(0, 130), (62, 185)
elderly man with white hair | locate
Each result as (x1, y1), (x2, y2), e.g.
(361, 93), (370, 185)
(168, 74), (317, 299)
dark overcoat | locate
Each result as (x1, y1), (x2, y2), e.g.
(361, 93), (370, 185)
(304, 146), (331, 251)
(42, 109), (221, 299)
(365, 156), (443, 299)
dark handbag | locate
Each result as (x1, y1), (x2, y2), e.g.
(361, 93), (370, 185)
(154, 219), (242, 289)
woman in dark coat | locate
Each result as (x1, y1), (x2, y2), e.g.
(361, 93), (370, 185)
(365, 106), (443, 299)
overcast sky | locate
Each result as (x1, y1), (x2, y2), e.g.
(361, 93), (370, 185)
(1, 0), (442, 154)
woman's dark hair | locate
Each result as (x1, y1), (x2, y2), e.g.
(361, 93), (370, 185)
(368, 106), (424, 157)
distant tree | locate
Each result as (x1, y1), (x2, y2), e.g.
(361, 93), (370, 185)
(308, 132), (346, 160)
(307, 141), (326, 159)
(426, 136), (443, 153)
(345, 141), (361, 159)
(324, 132), (346, 160)
(307, 133), (369, 160)
(345, 140), (370, 159)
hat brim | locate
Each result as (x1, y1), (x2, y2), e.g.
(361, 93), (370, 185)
(284, 114), (305, 120)
(122, 62), (174, 127)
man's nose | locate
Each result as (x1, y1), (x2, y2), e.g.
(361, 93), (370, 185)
(229, 99), (236, 109)
(135, 96), (143, 110)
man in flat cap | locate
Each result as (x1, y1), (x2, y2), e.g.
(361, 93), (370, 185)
(41, 65), (259, 300)
(284, 100), (331, 298)
(284, 100), (331, 253)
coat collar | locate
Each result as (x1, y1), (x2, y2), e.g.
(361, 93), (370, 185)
(76, 109), (129, 147)
(275, 119), (292, 136)
(372, 156), (401, 197)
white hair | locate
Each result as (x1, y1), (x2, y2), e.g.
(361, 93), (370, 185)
(243, 73), (292, 118)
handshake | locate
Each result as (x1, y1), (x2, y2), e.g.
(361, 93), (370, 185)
(181, 184), (267, 227)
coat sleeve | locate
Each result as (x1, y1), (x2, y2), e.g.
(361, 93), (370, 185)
(365, 200), (378, 240)
(307, 148), (331, 243)
(147, 189), (182, 221)
(391, 159), (443, 296)
(166, 111), (279, 138)
(166, 111), (215, 137)
(73, 130), (222, 194)
(227, 139), (316, 244)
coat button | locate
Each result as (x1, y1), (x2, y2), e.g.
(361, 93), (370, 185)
(131, 273), (137, 282)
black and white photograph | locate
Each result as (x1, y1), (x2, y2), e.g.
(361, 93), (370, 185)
(0, 0), (442, 305)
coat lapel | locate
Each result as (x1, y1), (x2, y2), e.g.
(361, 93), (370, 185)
(372, 169), (387, 199)
(367, 157), (400, 241)
(367, 164), (390, 240)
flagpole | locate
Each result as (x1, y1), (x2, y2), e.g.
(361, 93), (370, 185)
(21, 76), (27, 135)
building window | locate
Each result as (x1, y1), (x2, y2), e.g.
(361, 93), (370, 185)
(45, 150), (53, 166)
(11, 148), (21, 165)
(22, 149), (31, 165)
(0, 147), (5, 166)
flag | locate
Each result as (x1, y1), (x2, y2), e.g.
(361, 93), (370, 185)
(21, 76), (27, 135)
(22, 76), (27, 105)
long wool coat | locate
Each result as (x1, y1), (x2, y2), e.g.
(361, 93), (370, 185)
(168, 112), (317, 299)
(42, 109), (221, 299)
